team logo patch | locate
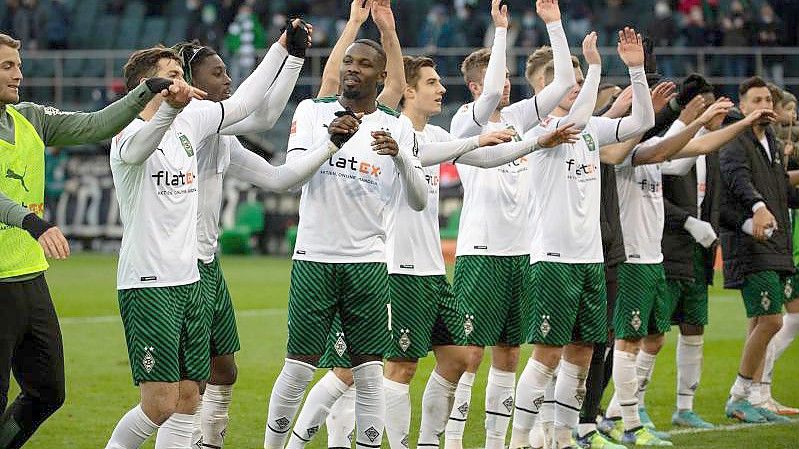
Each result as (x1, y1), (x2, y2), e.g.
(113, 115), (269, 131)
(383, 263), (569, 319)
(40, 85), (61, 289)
(142, 346), (155, 373)
(457, 402), (469, 417)
(540, 315), (551, 338)
(334, 331), (347, 357)
(582, 133), (596, 151)
(399, 328), (411, 352)
(364, 426), (380, 443)
(761, 290), (771, 311)
(785, 280), (794, 299)
(630, 310), (642, 331)
(464, 314), (475, 336)
(401, 435), (410, 448)
(306, 425), (319, 439)
(275, 416), (291, 430)
(193, 436), (203, 449)
(502, 396), (514, 412)
(178, 133), (194, 157)
(575, 392), (585, 407)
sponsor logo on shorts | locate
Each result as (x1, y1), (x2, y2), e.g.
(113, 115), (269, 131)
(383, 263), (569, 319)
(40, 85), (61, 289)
(140, 276), (157, 282)
(398, 328), (411, 352)
(540, 315), (551, 337)
(463, 314), (475, 336)
(631, 310), (642, 331)
(334, 331), (347, 357)
(473, 245), (488, 250)
(761, 290), (771, 311)
(400, 264), (415, 269)
(142, 346), (155, 373)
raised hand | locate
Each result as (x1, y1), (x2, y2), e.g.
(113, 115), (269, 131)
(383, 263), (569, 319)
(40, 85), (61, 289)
(350, 0), (372, 25)
(371, 130), (400, 156)
(478, 129), (516, 147)
(583, 32), (601, 66)
(617, 27), (644, 67)
(605, 85), (633, 118)
(536, 0), (561, 24)
(742, 108), (778, 127)
(539, 123), (580, 148)
(697, 97), (733, 127)
(371, 0), (396, 32)
(162, 78), (203, 108)
(491, 0), (509, 29)
(280, 18), (313, 57)
(677, 95), (706, 125)
(650, 81), (677, 114)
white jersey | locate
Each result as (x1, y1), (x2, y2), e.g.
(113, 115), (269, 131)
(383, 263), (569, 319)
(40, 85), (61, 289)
(288, 98), (420, 263)
(451, 104), (533, 256)
(526, 116), (610, 264)
(110, 101), (224, 289)
(386, 124), (450, 276)
(194, 126), (235, 264)
(615, 139), (664, 264)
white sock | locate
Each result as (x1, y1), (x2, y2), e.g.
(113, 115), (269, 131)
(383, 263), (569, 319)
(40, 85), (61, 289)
(485, 366), (516, 449)
(202, 384), (233, 447)
(554, 361), (587, 447)
(327, 386), (356, 448)
(384, 378), (411, 449)
(729, 374), (753, 402)
(155, 413), (194, 449)
(540, 373), (556, 445)
(418, 370), (457, 448)
(749, 383), (765, 406)
(444, 371), (475, 449)
(635, 350), (657, 409)
(676, 335), (703, 411)
(763, 313), (799, 386)
(605, 392), (621, 419)
(264, 359), (316, 449)
(510, 360), (555, 449)
(352, 361), (385, 449)
(613, 350), (641, 431)
(105, 404), (159, 449)
(191, 399), (202, 449)
(529, 421), (545, 449)
(577, 423), (596, 439)
(287, 371), (349, 449)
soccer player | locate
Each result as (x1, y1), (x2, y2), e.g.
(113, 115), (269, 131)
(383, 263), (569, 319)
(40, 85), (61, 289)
(512, 28), (654, 449)
(262, 38), (428, 449)
(172, 20), (333, 449)
(0, 32), (173, 449)
(718, 76), (795, 424)
(105, 36), (293, 448)
(446, 2), (577, 448)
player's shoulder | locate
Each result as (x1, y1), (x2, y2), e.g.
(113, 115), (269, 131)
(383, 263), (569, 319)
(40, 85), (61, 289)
(376, 102), (401, 118)
(452, 102), (475, 117)
(423, 124), (451, 142)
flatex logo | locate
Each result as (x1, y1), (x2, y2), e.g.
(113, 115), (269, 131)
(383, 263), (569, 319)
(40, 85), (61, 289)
(151, 170), (195, 186)
(327, 156), (382, 178)
(637, 177), (662, 194)
(565, 158), (597, 182)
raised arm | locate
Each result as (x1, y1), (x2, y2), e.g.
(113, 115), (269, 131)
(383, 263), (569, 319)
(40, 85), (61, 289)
(555, 33), (600, 131)
(419, 129), (518, 166)
(372, 0), (404, 109)
(677, 109), (776, 158)
(458, 123), (580, 168)
(318, 0), (371, 98)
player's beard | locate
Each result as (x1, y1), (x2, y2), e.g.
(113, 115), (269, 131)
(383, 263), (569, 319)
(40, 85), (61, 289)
(342, 88), (363, 99)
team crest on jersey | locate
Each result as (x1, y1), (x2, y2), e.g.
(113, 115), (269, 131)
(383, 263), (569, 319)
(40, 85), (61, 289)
(540, 315), (551, 337)
(142, 346), (155, 373)
(785, 280), (794, 299)
(399, 328), (411, 352)
(178, 133), (194, 157)
(463, 314), (475, 336)
(761, 291), (771, 311)
(582, 133), (596, 151)
(334, 331), (347, 357)
(631, 310), (642, 331)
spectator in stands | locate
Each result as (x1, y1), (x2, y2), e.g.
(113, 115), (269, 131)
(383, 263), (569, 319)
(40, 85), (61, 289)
(2, 0), (20, 35)
(144, 0), (164, 17)
(42, 0), (69, 50)
(721, 0), (752, 78)
(12, 0), (45, 50)
(756, 2), (783, 84)
(599, 0), (630, 45)
(225, 2), (267, 86)
(459, 0), (489, 48)
(648, 0), (678, 76)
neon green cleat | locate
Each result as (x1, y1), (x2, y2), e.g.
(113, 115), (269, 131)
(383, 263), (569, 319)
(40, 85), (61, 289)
(575, 430), (627, 449)
(621, 427), (674, 446)
(639, 407), (671, 440)
(596, 417), (624, 443)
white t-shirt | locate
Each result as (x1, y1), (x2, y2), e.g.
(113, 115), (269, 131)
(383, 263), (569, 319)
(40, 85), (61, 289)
(451, 104), (534, 256)
(526, 116), (625, 264)
(110, 101), (224, 289)
(385, 124), (451, 276)
(615, 139), (665, 264)
(288, 98), (420, 263)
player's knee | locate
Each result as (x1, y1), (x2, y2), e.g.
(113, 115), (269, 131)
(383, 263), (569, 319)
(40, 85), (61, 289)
(176, 381), (202, 413)
(464, 346), (484, 371)
(385, 359), (418, 383)
(141, 388), (179, 424)
(332, 367), (354, 386)
(491, 345), (520, 371)
(210, 357), (238, 385)
(758, 315), (784, 336)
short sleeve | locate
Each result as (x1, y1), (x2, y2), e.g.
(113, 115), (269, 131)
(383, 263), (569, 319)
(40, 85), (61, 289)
(590, 116), (625, 147)
(287, 99), (317, 152)
(181, 100), (225, 141)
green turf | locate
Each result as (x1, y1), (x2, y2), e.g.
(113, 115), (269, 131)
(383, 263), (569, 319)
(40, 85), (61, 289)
(11, 254), (799, 448)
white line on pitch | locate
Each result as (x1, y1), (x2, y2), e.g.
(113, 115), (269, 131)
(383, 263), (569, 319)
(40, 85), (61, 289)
(667, 418), (799, 435)
(59, 308), (286, 325)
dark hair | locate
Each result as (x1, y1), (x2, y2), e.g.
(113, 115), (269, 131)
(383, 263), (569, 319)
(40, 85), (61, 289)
(173, 40), (218, 85)
(123, 46), (182, 92)
(739, 76), (769, 98)
(352, 39), (386, 69)
(403, 55), (436, 88)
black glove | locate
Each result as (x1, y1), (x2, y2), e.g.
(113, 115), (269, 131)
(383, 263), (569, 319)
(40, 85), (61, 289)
(676, 73), (712, 107)
(144, 77), (174, 94)
(285, 18), (310, 58)
(329, 109), (360, 148)
(21, 213), (54, 239)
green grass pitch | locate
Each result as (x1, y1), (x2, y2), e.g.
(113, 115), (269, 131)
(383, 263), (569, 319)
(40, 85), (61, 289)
(11, 254), (798, 448)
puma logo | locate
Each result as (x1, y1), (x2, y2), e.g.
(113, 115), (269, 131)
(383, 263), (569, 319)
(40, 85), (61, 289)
(5, 167), (28, 192)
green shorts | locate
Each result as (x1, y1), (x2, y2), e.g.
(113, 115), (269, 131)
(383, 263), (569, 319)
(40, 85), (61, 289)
(286, 261), (391, 359)
(453, 255), (528, 347)
(787, 271), (799, 302)
(526, 262), (607, 346)
(318, 314), (351, 369)
(666, 245), (709, 326)
(614, 263), (671, 340)
(118, 282), (211, 384)
(741, 271), (787, 318)
(199, 259), (241, 356)
(386, 274), (466, 360)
